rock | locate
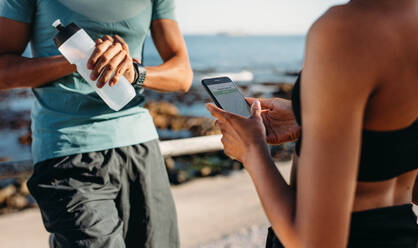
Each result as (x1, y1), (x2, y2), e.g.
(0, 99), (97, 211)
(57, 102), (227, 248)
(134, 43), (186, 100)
(145, 101), (179, 116)
(273, 83), (293, 99)
(0, 179), (16, 188)
(145, 101), (220, 136)
(19, 179), (30, 196)
(175, 170), (189, 184)
(239, 85), (249, 91)
(165, 157), (175, 170)
(200, 166), (212, 177)
(6, 195), (28, 209)
(0, 157), (9, 162)
(270, 143), (295, 162)
(146, 101), (185, 130)
(252, 92), (263, 99)
(25, 195), (37, 208)
(231, 161), (243, 170)
(0, 111), (30, 129)
(152, 114), (170, 129)
(19, 130), (32, 145)
(284, 70), (300, 77)
(10, 118), (31, 130)
(186, 117), (220, 136)
(170, 116), (188, 131)
(0, 185), (17, 204)
(0, 178), (37, 214)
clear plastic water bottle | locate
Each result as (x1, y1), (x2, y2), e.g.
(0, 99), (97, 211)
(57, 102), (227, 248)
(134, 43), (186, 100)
(52, 19), (136, 111)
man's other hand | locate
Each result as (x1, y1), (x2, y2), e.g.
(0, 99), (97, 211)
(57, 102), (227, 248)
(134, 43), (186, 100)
(87, 35), (136, 88)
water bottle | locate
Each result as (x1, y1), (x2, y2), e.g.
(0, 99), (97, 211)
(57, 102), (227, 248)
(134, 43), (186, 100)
(52, 19), (136, 111)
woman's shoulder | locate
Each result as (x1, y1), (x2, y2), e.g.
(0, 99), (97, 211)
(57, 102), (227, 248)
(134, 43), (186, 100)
(308, 3), (383, 47)
(304, 3), (389, 82)
(301, 4), (386, 100)
(308, 2), (400, 49)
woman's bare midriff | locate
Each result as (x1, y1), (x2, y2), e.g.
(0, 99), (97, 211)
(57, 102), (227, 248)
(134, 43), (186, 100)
(353, 169), (418, 212)
(290, 156), (417, 213)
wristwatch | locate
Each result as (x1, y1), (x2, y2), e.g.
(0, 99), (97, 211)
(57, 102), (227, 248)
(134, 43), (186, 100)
(132, 61), (146, 88)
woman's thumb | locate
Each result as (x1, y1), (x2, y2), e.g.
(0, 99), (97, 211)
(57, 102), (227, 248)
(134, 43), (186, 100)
(250, 100), (261, 119)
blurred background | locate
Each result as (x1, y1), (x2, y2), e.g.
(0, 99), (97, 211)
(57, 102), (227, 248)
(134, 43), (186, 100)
(0, 0), (348, 247)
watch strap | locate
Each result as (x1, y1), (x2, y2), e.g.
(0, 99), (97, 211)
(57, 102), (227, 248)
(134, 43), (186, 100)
(132, 61), (146, 87)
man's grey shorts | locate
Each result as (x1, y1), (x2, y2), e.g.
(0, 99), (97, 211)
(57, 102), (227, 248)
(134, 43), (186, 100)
(27, 140), (179, 248)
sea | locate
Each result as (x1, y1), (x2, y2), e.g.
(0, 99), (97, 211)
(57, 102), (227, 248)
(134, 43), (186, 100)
(1, 35), (306, 161)
(144, 35), (305, 84)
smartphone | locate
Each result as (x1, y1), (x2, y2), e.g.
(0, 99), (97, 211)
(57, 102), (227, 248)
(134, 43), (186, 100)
(202, 76), (251, 118)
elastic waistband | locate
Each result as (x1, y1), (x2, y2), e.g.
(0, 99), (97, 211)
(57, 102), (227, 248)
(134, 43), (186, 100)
(352, 204), (414, 220)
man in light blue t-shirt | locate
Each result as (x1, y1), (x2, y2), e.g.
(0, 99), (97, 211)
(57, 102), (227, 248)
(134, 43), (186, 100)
(0, 1), (193, 247)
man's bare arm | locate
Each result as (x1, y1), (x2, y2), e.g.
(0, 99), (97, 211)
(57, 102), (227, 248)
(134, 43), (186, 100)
(143, 19), (193, 93)
(0, 17), (75, 90)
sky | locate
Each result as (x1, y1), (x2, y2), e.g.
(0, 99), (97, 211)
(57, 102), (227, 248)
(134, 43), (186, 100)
(176, 0), (349, 35)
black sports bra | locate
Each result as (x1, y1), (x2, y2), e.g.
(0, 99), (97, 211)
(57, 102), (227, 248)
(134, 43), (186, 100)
(291, 74), (418, 182)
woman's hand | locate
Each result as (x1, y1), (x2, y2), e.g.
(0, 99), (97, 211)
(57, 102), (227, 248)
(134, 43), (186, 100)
(206, 101), (269, 163)
(87, 35), (136, 88)
(246, 97), (300, 145)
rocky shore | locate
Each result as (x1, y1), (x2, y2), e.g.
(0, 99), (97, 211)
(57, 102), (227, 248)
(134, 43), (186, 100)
(145, 101), (220, 137)
(0, 178), (36, 215)
(0, 82), (294, 215)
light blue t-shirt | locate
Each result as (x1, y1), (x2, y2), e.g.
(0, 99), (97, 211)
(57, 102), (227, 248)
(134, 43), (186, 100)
(0, 0), (176, 163)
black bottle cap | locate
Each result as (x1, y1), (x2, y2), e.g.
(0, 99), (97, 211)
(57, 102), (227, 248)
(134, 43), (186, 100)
(52, 20), (81, 48)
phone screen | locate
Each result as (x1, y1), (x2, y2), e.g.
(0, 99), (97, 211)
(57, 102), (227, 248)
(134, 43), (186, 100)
(207, 81), (251, 118)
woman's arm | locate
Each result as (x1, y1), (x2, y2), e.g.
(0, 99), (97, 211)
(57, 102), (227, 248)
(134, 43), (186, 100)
(207, 8), (379, 247)
(0, 18), (76, 90)
(256, 13), (378, 246)
(143, 19), (193, 93)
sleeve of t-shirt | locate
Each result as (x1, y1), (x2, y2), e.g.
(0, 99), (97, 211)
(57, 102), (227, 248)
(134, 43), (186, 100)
(0, 0), (35, 23)
(152, 0), (176, 21)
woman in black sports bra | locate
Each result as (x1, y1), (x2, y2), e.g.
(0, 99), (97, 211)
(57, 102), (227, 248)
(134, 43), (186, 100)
(206, 0), (418, 247)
